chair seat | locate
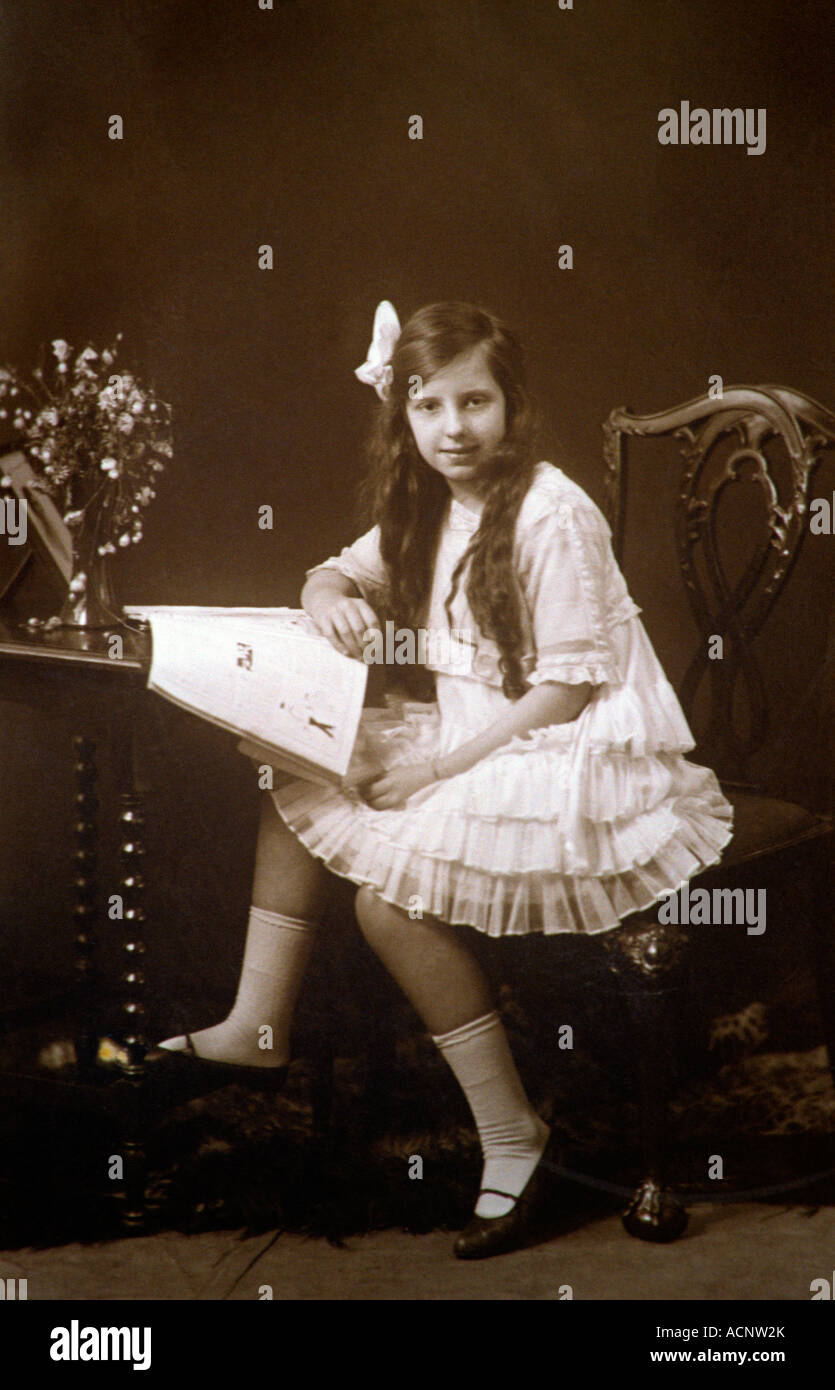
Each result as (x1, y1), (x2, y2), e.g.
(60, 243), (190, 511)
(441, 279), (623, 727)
(717, 787), (831, 867)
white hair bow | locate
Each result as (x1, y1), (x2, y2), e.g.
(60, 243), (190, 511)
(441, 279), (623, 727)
(354, 300), (401, 399)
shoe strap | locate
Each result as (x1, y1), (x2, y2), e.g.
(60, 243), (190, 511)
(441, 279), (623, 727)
(478, 1188), (519, 1201)
(183, 1034), (197, 1056)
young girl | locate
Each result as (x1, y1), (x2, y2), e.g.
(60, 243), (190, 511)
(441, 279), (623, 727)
(155, 300), (734, 1259)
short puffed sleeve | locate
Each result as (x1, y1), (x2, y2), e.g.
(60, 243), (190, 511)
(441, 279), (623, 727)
(518, 499), (621, 687)
(305, 524), (388, 607)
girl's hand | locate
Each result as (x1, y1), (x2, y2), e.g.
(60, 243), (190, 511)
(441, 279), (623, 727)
(308, 594), (381, 660)
(359, 762), (435, 810)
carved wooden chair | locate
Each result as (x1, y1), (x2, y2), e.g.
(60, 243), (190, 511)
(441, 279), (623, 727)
(599, 385), (835, 1241)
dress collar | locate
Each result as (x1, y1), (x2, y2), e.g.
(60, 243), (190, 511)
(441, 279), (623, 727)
(448, 495), (481, 532)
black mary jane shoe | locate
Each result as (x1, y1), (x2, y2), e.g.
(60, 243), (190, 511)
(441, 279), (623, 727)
(144, 1034), (289, 1092)
(453, 1138), (561, 1261)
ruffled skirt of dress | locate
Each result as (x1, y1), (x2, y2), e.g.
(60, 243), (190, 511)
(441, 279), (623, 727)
(260, 616), (734, 937)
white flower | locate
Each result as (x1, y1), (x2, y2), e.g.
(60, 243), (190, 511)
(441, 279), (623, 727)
(51, 339), (70, 361)
(118, 533), (131, 547)
(76, 347), (98, 365)
(118, 412), (134, 434)
(101, 350), (114, 367)
(64, 510), (84, 528)
(39, 407), (59, 427)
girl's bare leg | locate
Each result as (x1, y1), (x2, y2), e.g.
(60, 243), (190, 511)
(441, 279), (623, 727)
(354, 886), (549, 1218)
(250, 787), (332, 920)
(353, 885), (493, 1033)
(158, 791), (329, 1065)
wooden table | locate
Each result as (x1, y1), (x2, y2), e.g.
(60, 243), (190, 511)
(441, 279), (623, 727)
(0, 617), (154, 1229)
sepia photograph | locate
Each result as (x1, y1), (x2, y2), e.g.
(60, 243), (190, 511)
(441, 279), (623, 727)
(0, 0), (833, 1349)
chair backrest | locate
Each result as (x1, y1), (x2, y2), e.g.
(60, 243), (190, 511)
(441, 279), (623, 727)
(602, 387), (835, 784)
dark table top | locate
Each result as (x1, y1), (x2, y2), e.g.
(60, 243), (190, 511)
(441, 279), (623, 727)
(0, 617), (152, 724)
(0, 617), (150, 675)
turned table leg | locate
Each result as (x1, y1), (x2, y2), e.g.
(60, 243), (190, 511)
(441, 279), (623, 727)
(71, 734), (101, 1072)
(112, 702), (151, 1232)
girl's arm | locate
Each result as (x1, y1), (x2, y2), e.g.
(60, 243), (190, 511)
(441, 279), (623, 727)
(301, 567), (359, 608)
(359, 679), (591, 810)
(302, 569), (382, 659)
(432, 679), (591, 781)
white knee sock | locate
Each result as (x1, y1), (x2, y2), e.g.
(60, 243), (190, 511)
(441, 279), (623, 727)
(432, 1010), (550, 1219)
(159, 906), (317, 1067)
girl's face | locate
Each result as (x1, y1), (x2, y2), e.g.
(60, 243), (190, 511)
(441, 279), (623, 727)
(404, 343), (506, 508)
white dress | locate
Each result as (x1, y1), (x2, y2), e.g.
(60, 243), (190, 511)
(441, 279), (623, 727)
(265, 462), (734, 937)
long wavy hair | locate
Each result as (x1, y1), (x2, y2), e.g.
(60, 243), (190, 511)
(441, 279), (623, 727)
(357, 302), (540, 700)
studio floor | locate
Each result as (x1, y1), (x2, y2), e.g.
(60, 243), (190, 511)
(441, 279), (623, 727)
(3, 1201), (831, 1301)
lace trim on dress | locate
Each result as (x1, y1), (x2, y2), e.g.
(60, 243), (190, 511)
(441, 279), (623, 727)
(270, 769), (734, 936)
(527, 653), (620, 687)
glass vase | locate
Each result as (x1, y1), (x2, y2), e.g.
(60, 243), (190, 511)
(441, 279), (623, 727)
(57, 489), (119, 628)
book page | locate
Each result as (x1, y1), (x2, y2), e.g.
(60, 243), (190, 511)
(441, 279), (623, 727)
(124, 606), (367, 780)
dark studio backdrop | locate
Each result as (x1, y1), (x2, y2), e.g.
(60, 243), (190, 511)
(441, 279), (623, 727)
(1, 0), (833, 1044)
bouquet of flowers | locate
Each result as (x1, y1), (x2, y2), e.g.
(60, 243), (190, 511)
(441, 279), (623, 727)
(0, 334), (172, 625)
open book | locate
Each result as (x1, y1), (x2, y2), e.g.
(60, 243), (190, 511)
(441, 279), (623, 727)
(123, 606), (368, 787)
